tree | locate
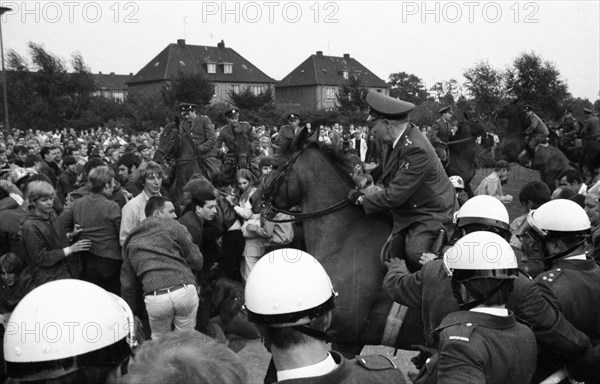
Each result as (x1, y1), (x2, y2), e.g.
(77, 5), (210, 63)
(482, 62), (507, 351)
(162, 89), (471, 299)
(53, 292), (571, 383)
(335, 75), (369, 113)
(162, 71), (215, 110)
(463, 60), (505, 117)
(505, 52), (570, 119)
(6, 42), (97, 130)
(429, 79), (463, 106)
(387, 72), (428, 104)
(228, 86), (274, 110)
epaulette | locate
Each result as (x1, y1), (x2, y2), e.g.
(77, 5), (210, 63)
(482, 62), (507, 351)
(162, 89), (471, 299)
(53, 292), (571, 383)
(355, 354), (397, 371)
(437, 321), (477, 342)
(538, 267), (565, 284)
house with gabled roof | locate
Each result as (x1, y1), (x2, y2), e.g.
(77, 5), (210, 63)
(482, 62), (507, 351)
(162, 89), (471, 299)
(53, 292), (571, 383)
(92, 72), (133, 102)
(275, 51), (389, 111)
(127, 39), (275, 104)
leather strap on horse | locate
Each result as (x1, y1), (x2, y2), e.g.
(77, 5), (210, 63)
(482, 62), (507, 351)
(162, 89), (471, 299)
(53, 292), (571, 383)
(381, 303), (408, 347)
(263, 200), (350, 223)
(446, 136), (478, 146)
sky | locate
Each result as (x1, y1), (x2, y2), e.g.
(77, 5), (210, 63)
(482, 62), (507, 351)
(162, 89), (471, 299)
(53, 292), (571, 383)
(2, 0), (599, 101)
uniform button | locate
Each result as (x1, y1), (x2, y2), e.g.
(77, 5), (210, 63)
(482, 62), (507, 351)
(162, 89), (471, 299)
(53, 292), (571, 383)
(466, 323), (472, 326)
(549, 273), (554, 277)
(556, 268), (561, 271)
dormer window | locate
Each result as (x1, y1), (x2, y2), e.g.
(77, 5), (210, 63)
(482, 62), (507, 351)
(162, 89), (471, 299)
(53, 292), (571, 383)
(343, 71), (349, 80)
(224, 63), (233, 74)
(207, 63), (216, 74)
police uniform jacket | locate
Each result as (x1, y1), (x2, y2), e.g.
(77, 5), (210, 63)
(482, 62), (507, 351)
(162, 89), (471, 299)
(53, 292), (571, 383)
(275, 125), (297, 149)
(273, 351), (406, 384)
(362, 124), (456, 234)
(383, 259), (591, 355)
(582, 115), (600, 140)
(430, 118), (452, 148)
(216, 121), (259, 160)
(524, 113), (549, 136)
(182, 115), (218, 158)
(535, 257), (600, 344)
(559, 116), (579, 137)
(435, 311), (537, 384)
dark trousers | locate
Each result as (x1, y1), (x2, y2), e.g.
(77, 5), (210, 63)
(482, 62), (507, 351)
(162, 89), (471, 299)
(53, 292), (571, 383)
(81, 252), (122, 295)
(390, 220), (446, 272)
(220, 230), (245, 282)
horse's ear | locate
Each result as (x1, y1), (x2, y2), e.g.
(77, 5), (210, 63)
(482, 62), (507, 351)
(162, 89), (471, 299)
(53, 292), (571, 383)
(463, 111), (470, 121)
(289, 127), (310, 152)
(306, 125), (319, 143)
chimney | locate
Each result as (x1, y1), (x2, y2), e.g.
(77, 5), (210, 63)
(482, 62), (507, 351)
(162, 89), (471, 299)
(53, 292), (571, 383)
(217, 40), (225, 49)
(129, 72), (133, 76)
(110, 72), (115, 75)
(343, 53), (350, 59)
(316, 50), (323, 56)
(98, 71), (102, 75)
(177, 39), (186, 47)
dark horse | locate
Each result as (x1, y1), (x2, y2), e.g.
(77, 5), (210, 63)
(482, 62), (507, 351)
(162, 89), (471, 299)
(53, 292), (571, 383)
(446, 112), (486, 197)
(153, 118), (203, 205)
(496, 101), (571, 190)
(249, 128), (425, 355)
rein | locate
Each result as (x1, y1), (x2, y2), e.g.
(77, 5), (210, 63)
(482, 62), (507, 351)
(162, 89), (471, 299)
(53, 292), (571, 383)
(447, 136), (479, 146)
(259, 144), (350, 223)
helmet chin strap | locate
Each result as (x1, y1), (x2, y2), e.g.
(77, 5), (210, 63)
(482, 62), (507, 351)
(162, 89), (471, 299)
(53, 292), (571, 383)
(543, 238), (587, 268)
(454, 280), (510, 311)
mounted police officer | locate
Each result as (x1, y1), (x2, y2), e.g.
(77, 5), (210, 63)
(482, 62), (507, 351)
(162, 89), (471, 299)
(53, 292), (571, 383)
(581, 107), (600, 141)
(430, 106), (453, 166)
(215, 108), (260, 183)
(177, 102), (220, 179)
(275, 113), (302, 153)
(558, 108), (579, 148)
(245, 248), (407, 384)
(348, 91), (457, 271)
(519, 105), (549, 167)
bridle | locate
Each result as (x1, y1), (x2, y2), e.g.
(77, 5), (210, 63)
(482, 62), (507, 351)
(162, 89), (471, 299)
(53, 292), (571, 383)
(154, 123), (199, 165)
(258, 144), (351, 223)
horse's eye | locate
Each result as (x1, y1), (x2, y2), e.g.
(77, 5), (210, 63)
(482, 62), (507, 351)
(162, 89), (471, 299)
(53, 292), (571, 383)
(170, 136), (175, 141)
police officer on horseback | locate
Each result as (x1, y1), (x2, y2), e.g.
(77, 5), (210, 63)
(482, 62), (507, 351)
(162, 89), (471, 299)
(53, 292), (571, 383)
(178, 102), (220, 179)
(245, 249), (407, 383)
(520, 105), (549, 167)
(558, 108), (579, 148)
(582, 107), (600, 142)
(216, 108), (260, 183)
(275, 113), (302, 152)
(430, 106), (453, 166)
(347, 91), (457, 272)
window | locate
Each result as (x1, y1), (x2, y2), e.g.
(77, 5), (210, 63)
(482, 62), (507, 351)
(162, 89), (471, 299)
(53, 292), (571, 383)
(326, 87), (336, 99)
(252, 85), (265, 96)
(232, 84), (240, 94)
(224, 63), (233, 74)
(207, 63), (216, 74)
(343, 71), (349, 80)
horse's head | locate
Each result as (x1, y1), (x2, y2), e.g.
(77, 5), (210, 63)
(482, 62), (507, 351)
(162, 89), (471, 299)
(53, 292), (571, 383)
(250, 127), (315, 216)
(153, 118), (181, 163)
(456, 111), (486, 138)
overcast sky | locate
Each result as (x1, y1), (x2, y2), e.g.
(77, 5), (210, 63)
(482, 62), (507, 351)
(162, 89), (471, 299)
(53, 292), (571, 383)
(2, 1), (599, 101)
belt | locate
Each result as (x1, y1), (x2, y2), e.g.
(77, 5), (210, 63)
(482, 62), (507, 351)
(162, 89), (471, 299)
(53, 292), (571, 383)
(148, 284), (188, 296)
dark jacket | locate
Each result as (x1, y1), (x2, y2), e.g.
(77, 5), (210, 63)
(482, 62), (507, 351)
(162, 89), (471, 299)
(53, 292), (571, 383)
(362, 124), (456, 235)
(216, 122), (260, 163)
(184, 115), (218, 158)
(272, 351), (406, 384)
(383, 259), (591, 360)
(435, 311), (536, 384)
(0, 207), (25, 259)
(59, 193), (121, 260)
(20, 209), (82, 288)
(582, 115), (600, 140)
(430, 118), (452, 148)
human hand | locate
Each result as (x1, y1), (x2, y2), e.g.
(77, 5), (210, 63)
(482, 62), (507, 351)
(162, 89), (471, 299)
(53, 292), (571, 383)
(419, 252), (437, 265)
(72, 224), (84, 237)
(347, 189), (364, 205)
(246, 224), (259, 232)
(71, 239), (92, 253)
(384, 257), (406, 271)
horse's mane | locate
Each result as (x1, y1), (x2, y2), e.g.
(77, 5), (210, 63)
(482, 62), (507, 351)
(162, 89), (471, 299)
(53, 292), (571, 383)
(283, 141), (355, 186)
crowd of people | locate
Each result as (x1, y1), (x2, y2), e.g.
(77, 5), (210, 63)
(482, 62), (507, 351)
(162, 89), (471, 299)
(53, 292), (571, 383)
(0, 94), (599, 383)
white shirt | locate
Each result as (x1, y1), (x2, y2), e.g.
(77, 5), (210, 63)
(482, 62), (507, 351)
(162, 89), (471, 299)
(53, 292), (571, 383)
(392, 124), (409, 149)
(277, 353), (338, 382)
(470, 307), (509, 317)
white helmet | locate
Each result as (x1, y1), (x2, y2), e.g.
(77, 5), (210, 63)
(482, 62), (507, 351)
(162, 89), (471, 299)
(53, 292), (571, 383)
(245, 249), (338, 327)
(455, 195), (510, 231)
(4, 280), (135, 380)
(527, 199), (591, 237)
(449, 175), (465, 189)
(443, 231), (518, 282)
